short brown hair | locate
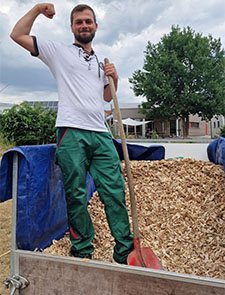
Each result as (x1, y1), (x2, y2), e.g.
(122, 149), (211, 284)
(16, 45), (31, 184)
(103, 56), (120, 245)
(70, 4), (96, 24)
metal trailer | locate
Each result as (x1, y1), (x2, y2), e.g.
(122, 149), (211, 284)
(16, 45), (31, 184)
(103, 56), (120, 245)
(5, 152), (225, 295)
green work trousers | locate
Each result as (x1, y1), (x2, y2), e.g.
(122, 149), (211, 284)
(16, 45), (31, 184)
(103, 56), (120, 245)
(56, 127), (134, 264)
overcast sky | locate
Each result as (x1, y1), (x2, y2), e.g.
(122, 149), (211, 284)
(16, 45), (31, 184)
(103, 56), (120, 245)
(0, 0), (225, 108)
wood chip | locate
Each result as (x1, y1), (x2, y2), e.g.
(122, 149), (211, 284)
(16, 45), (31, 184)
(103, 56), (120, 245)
(42, 158), (225, 280)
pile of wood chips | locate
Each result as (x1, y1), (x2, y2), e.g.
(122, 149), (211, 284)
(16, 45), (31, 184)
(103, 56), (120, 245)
(43, 158), (225, 280)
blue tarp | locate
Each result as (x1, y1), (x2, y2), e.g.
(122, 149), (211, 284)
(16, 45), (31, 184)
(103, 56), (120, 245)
(113, 139), (165, 161)
(0, 145), (68, 250)
(0, 142), (165, 251)
(207, 137), (225, 172)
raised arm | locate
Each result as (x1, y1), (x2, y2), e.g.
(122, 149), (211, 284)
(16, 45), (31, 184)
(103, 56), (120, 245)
(10, 3), (55, 54)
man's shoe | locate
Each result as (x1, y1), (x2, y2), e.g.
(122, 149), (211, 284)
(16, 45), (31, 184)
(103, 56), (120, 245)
(70, 249), (92, 259)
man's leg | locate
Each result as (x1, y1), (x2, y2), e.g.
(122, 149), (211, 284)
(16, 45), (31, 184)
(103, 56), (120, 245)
(56, 128), (95, 257)
(90, 132), (134, 264)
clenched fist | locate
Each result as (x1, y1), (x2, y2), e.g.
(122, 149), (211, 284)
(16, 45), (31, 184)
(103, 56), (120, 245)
(37, 3), (55, 19)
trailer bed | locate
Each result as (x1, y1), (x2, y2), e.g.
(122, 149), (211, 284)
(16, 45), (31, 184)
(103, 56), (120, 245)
(15, 250), (224, 295)
(4, 150), (225, 294)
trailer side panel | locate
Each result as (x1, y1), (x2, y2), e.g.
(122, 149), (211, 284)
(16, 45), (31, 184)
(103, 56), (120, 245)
(18, 252), (224, 295)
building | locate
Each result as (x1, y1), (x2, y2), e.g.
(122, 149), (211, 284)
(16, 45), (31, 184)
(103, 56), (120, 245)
(110, 103), (147, 137)
(210, 115), (225, 138)
(108, 102), (225, 138)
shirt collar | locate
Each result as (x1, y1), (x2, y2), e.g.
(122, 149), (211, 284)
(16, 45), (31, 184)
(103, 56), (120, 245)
(73, 43), (95, 56)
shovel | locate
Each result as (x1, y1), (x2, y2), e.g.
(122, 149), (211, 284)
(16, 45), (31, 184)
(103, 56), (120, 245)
(104, 58), (163, 269)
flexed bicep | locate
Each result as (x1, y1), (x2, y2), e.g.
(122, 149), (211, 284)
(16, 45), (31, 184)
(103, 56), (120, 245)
(10, 3), (55, 54)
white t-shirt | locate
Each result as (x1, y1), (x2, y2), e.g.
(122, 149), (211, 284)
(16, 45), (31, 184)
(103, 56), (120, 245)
(34, 37), (109, 132)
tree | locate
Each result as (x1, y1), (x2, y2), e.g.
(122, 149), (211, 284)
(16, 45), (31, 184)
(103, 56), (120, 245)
(220, 125), (225, 138)
(0, 102), (57, 145)
(129, 25), (225, 137)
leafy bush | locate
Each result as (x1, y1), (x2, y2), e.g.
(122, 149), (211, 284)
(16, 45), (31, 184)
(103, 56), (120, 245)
(220, 125), (225, 138)
(151, 130), (160, 139)
(0, 135), (14, 158)
(0, 102), (57, 146)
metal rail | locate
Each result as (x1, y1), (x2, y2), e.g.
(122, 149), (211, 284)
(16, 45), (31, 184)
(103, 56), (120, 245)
(126, 138), (213, 143)
(5, 152), (29, 295)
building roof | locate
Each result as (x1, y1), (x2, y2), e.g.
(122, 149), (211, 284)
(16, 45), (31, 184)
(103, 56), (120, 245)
(26, 101), (58, 111)
(0, 102), (15, 112)
(114, 103), (141, 109)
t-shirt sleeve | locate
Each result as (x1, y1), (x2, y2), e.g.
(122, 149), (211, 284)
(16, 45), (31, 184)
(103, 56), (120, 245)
(30, 36), (39, 57)
(30, 36), (59, 67)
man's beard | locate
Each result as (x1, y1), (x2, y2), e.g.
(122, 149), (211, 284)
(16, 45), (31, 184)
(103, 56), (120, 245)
(75, 31), (95, 44)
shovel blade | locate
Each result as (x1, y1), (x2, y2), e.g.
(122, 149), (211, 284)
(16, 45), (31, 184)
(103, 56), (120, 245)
(127, 247), (163, 270)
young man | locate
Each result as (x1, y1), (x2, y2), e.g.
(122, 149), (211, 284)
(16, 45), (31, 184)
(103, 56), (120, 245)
(10, 3), (134, 264)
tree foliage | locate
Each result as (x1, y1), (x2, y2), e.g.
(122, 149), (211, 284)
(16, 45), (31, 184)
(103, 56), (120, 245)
(129, 25), (225, 137)
(0, 102), (57, 146)
(220, 125), (225, 138)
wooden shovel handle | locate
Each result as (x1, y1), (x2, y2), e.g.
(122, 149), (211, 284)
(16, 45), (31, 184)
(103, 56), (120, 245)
(104, 58), (140, 239)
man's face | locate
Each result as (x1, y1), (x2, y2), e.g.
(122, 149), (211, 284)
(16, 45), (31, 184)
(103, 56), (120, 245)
(71, 9), (98, 44)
